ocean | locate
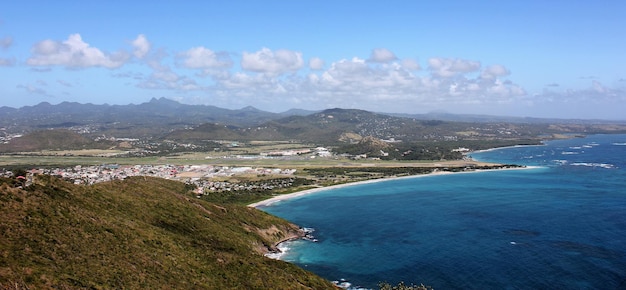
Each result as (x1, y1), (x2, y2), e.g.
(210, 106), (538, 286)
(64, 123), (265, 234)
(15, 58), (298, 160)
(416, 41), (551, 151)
(260, 134), (626, 289)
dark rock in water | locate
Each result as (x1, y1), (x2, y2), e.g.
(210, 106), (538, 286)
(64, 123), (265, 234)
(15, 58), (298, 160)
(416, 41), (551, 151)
(551, 241), (622, 259)
(503, 229), (541, 237)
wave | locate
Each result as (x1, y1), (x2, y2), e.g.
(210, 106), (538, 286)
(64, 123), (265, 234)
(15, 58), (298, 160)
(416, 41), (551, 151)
(332, 279), (370, 290)
(570, 162), (615, 169)
(264, 242), (293, 260)
(612, 142), (626, 146)
(561, 151), (579, 155)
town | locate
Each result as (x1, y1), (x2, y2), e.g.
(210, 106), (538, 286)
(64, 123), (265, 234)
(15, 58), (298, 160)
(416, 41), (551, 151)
(1, 163), (302, 196)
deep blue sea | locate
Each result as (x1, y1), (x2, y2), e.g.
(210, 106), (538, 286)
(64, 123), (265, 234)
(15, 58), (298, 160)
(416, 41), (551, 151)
(261, 134), (626, 289)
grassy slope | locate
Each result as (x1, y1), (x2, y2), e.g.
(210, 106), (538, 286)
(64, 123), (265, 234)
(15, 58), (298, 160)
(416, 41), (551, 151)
(0, 176), (334, 289)
(0, 129), (111, 153)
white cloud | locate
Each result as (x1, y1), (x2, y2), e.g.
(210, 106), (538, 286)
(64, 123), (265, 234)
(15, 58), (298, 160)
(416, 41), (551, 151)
(369, 48), (397, 63)
(138, 65), (201, 91)
(428, 57), (481, 77)
(537, 80), (623, 105)
(309, 57), (325, 70)
(0, 57), (15, 66)
(401, 58), (421, 70)
(1, 36), (13, 49)
(16, 83), (51, 97)
(197, 53), (538, 112)
(481, 64), (510, 80)
(178, 46), (232, 70)
(131, 34), (150, 58)
(487, 79), (526, 99)
(26, 34), (130, 68)
(241, 47), (303, 74)
(592, 80), (607, 93)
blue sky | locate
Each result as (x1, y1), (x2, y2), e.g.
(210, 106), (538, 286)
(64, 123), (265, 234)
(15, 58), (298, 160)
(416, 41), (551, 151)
(1, 1), (625, 119)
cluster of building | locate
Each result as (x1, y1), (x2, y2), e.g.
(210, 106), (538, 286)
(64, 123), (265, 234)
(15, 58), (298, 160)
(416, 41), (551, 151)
(189, 177), (300, 196)
(2, 164), (298, 195)
(260, 147), (332, 158)
(0, 132), (23, 144)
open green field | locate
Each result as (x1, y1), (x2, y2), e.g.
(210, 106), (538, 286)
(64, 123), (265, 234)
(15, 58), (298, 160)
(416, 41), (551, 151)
(0, 155), (158, 167)
(0, 139), (500, 169)
(0, 152), (495, 169)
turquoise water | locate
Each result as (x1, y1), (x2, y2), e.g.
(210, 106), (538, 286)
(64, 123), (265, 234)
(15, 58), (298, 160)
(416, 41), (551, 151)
(261, 134), (626, 289)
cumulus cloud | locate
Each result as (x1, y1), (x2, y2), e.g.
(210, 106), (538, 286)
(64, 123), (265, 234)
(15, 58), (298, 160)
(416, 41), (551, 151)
(428, 57), (481, 77)
(137, 65), (201, 91)
(178, 46), (232, 70)
(309, 57), (325, 70)
(487, 79), (526, 98)
(481, 64), (510, 80)
(241, 48), (303, 74)
(1, 36), (13, 49)
(27, 34), (130, 68)
(131, 34), (150, 58)
(401, 58), (421, 70)
(197, 53), (536, 112)
(368, 48), (397, 63)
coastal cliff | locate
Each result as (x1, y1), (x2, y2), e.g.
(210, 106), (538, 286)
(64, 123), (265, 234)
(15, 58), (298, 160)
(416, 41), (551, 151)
(0, 175), (334, 289)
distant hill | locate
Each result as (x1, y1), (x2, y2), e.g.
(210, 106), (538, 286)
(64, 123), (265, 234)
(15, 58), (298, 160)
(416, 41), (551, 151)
(165, 108), (398, 143)
(0, 175), (334, 289)
(2, 99), (626, 145)
(167, 108), (545, 144)
(388, 111), (626, 124)
(0, 129), (112, 153)
(165, 123), (245, 141)
(0, 98), (292, 137)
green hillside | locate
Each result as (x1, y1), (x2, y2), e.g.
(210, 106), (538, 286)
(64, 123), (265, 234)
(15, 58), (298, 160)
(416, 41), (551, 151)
(165, 108), (579, 145)
(0, 129), (111, 153)
(0, 175), (334, 289)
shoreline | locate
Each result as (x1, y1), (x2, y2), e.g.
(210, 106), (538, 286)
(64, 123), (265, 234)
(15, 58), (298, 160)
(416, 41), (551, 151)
(249, 165), (540, 208)
(469, 143), (546, 154)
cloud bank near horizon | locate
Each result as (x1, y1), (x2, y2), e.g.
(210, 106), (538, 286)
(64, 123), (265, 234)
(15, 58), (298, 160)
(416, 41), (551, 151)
(9, 33), (626, 118)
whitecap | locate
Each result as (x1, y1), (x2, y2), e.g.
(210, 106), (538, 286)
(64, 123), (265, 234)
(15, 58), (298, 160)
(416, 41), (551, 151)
(612, 142), (626, 146)
(264, 242), (292, 260)
(561, 151), (579, 155)
(571, 162), (615, 169)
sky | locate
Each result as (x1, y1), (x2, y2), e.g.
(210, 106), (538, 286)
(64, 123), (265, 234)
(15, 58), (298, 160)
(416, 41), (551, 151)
(1, 1), (625, 119)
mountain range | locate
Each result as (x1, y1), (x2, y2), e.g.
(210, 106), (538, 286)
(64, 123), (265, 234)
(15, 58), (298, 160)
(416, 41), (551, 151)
(2, 98), (626, 149)
(3, 98), (623, 134)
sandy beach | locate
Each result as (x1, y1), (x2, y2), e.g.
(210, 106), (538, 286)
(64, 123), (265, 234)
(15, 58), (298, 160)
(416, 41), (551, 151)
(248, 165), (539, 208)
